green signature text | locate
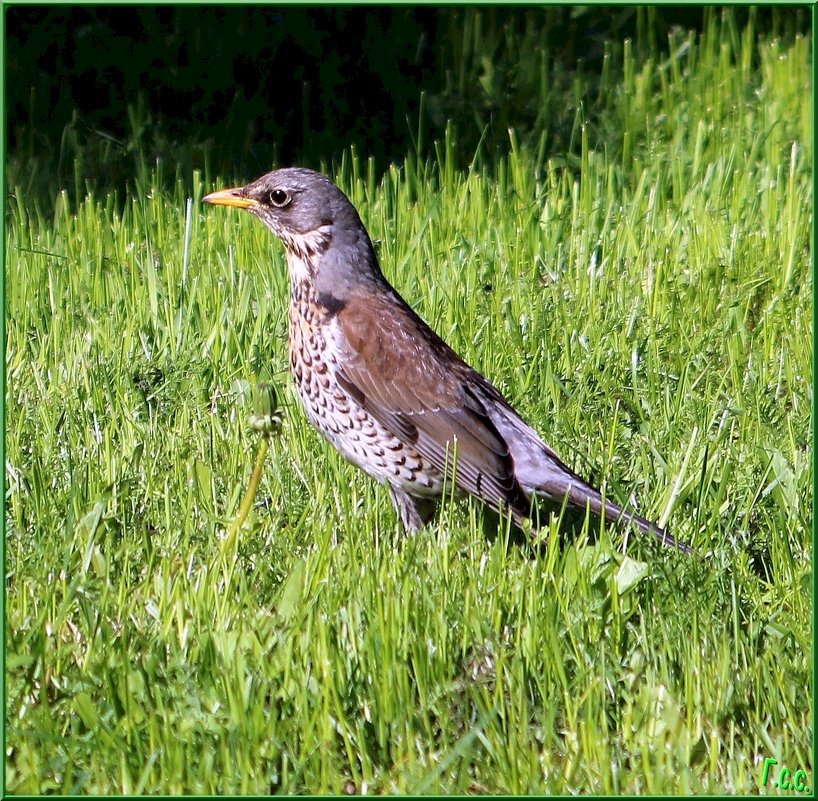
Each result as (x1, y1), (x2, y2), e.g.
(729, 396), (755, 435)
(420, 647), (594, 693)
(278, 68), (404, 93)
(761, 758), (810, 793)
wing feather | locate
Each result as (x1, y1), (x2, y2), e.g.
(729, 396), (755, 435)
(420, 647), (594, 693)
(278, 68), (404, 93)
(335, 289), (529, 518)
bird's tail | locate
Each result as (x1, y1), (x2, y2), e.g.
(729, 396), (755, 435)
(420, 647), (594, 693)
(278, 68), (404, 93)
(527, 459), (693, 554)
(477, 388), (693, 554)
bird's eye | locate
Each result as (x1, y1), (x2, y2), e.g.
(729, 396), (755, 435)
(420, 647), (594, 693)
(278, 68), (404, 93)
(269, 189), (291, 208)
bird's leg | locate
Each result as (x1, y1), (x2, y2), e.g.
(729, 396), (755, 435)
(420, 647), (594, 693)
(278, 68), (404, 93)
(387, 485), (438, 533)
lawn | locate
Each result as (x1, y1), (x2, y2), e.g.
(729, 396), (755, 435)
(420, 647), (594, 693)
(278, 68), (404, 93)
(5, 13), (812, 794)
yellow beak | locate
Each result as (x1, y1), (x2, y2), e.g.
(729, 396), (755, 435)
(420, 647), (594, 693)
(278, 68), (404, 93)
(202, 187), (259, 209)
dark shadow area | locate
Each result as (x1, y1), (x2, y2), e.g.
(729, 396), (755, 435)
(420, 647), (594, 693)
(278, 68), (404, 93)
(5, 5), (809, 208)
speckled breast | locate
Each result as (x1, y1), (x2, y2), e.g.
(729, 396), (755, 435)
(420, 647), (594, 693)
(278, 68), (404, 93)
(287, 286), (444, 496)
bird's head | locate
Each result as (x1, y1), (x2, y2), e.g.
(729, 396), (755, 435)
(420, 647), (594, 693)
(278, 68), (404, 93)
(204, 167), (383, 296)
(204, 168), (368, 256)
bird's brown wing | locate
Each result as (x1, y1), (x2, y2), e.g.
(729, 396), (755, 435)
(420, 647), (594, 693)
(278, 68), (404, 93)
(334, 288), (530, 518)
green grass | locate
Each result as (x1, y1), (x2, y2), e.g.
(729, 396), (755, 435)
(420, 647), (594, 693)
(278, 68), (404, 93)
(5, 15), (812, 795)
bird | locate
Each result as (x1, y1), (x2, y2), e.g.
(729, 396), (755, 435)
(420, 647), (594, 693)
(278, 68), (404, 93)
(203, 168), (691, 554)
